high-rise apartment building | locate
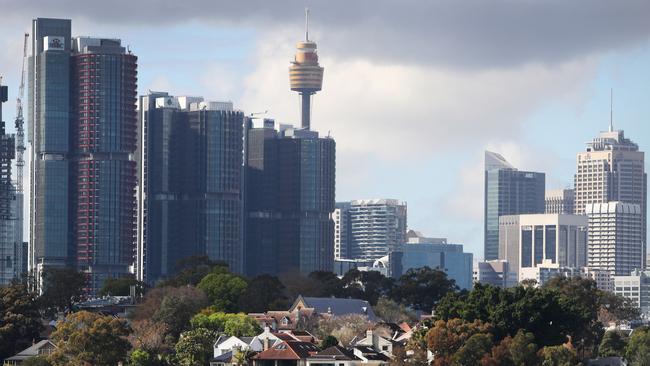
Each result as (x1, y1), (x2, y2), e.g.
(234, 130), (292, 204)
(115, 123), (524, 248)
(333, 202), (351, 260)
(28, 18), (138, 292)
(545, 188), (575, 214)
(499, 213), (588, 282)
(574, 127), (646, 265)
(585, 202), (643, 276)
(245, 120), (335, 276)
(484, 151), (545, 260)
(137, 93), (244, 284)
(334, 199), (407, 261)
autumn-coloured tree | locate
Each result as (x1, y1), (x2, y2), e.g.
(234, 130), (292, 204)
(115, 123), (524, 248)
(48, 311), (131, 366)
(426, 319), (492, 366)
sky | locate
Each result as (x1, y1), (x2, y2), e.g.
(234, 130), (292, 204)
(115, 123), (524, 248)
(1, 0), (649, 260)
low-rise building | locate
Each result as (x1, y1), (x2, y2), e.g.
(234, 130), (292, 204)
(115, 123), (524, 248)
(613, 269), (650, 315)
(474, 260), (518, 287)
(3, 340), (57, 366)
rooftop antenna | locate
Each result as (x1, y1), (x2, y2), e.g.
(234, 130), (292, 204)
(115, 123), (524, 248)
(305, 8), (310, 41)
(609, 88), (613, 132)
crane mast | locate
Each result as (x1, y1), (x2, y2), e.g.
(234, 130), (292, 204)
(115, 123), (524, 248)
(15, 33), (27, 193)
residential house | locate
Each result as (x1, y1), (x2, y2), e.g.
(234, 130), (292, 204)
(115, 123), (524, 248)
(290, 296), (377, 321)
(306, 346), (389, 366)
(3, 340), (57, 365)
(252, 340), (320, 366)
(350, 330), (394, 356)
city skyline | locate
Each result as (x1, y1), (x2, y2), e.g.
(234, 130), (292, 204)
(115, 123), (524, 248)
(1, 2), (650, 259)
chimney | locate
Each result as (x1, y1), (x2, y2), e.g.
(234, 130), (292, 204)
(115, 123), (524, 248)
(263, 337), (270, 351)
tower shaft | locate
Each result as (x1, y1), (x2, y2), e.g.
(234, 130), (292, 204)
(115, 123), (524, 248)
(301, 92), (312, 130)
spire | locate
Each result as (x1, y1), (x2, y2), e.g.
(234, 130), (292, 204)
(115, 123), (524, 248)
(609, 88), (613, 132)
(305, 8), (310, 41)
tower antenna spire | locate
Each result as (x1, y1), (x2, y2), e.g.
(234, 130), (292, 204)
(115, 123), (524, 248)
(305, 8), (309, 41)
(609, 88), (613, 132)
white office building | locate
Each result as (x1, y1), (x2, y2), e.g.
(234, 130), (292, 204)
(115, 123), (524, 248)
(586, 202), (644, 276)
(499, 213), (588, 282)
(613, 269), (650, 315)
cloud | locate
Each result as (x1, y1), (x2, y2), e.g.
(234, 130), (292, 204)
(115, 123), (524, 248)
(239, 28), (600, 161)
(3, 0), (650, 68)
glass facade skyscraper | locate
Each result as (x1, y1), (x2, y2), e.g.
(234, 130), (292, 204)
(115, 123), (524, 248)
(484, 151), (545, 260)
(137, 94), (244, 284)
(29, 18), (73, 273)
(245, 121), (335, 276)
(28, 18), (138, 293)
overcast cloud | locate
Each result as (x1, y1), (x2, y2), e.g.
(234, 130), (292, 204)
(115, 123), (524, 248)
(1, 1), (649, 256)
(2, 0), (650, 68)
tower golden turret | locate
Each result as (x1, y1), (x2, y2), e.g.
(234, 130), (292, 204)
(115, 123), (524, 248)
(289, 8), (324, 130)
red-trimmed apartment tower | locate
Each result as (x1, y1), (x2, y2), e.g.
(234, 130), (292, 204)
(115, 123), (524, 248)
(70, 37), (137, 293)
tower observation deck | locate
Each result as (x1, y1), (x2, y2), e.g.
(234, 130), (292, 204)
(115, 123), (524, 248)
(289, 9), (324, 130)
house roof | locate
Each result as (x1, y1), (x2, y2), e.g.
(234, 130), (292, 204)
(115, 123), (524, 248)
(4, 340), (57, 361)
(212, 350), (233, 363)
(354, 346), (391, 361)
(310, 346), (360, 361)
(585, 357), (626, 366)
(291, 296), (377, 321)
(253, 341), (320, 360)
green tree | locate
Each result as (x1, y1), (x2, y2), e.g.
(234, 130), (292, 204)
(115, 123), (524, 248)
(452, 333), (493, 366)
(539, 345), (579, 366)
(129, 348), (156, 366)
(308, 271), (346, 297)
(508, 330), (539, 366)
(158, 256), (228, 287)
(435, 283), (600, 349)
(598, 330), (627, 357)
(342, 269), (396, 305)
(99, 276), (147, 297)
(237, 274), (288, 312)
(391, 267), (457, 312)
(175, 328), (216, 366)
(190, 311), (261, 337)
(0, 281), (43, 359)
(320, 335), (339, 349)
(374, 297), (417, 323)
(153, 290), (209, 338)
(198, 271), (248, 312)
(426, 318), (492, 366)
(21, 357), (52, 366)
(626, 327), (650, 366)
(599, 291), (641, 325)
(39, 267), (86, 315)
(48, 311), (131, 366)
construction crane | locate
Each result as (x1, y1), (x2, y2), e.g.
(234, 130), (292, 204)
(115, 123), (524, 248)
(15, 33), (28, 193)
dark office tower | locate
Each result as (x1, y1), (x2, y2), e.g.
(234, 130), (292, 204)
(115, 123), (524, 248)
(0, 80), (18, 285)
(28, 18), (72, 274)
(137, 95), (243, 284)
(69, 37), (137, 292)
(245, 121), (335, 276)
(484, 151), (545, 261)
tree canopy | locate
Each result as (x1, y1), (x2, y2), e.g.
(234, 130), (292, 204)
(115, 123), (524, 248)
(0, 281), (43, 359)
(49, 311), (131, 366)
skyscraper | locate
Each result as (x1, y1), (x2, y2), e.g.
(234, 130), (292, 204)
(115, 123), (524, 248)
(586, 202), (643, 276)
(0, 80), (18, 285)
(484, 151), (545, 260)
(245, 14), (334, 277)
(245, 121), (335, 276)
(334, 199), (407, 261)
(574, 127), (646, 267)
(28, 18), (73, 274)
(137, 93), (244, 284)
(28, 18), (138, 292)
